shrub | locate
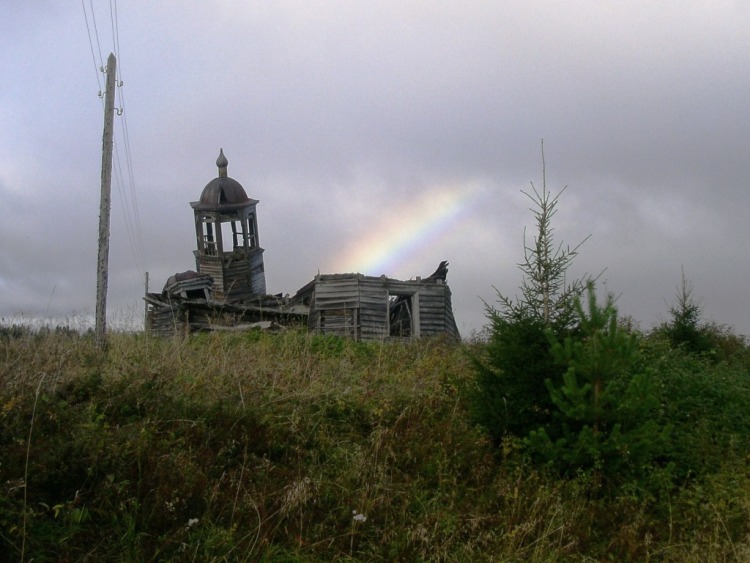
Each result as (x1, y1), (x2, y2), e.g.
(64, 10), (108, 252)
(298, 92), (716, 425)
(471, 313), (558, 442)
(642, 335), (750, 482)
(525, 285), (669, 488)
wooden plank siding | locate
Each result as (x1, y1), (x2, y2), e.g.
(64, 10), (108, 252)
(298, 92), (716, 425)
(418, 284), (452, 337)
(195, 250), (266, 301)
(295, 273), (459, 342)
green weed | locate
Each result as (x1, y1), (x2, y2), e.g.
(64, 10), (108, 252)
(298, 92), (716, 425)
(0, 328), (748, 561)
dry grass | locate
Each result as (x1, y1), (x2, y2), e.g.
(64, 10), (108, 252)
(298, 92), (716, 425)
(0, 327), (749, 561)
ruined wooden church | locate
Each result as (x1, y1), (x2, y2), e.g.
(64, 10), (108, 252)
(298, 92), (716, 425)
(145, 150), (460, 341)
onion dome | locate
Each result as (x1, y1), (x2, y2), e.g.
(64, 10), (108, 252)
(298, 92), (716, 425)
(192, 149), (251, 209)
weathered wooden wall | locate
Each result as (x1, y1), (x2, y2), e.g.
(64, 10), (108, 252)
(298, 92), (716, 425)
(195, 249), (266, 301)
(301, 274), (459, 342)
(415, 282), (458, 339)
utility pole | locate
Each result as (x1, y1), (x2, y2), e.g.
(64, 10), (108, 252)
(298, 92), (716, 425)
(95, 53), (116, 349)
(144, 271), (149, 332)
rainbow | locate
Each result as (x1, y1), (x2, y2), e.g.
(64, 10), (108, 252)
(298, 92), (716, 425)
(331, 181), (482, 277)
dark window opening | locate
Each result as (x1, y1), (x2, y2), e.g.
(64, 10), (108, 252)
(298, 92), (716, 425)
(185, 288), (208, 300)
(201, 220), (217, 256)
(247, 215), (258, 247)
(389, 294), (413, 337)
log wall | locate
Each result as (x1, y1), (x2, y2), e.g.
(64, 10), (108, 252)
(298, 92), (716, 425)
(302, 274), (459, 342)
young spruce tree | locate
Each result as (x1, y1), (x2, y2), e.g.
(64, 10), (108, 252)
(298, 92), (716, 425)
(472, 146), (588, 443)
(663, 267), (714, 355)
(526, 285), (667, 485)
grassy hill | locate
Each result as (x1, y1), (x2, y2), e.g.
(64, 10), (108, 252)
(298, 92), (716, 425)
(1, 327), (749, 561)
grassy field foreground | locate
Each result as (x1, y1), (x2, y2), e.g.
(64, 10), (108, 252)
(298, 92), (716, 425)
(1, 328), (750, 561)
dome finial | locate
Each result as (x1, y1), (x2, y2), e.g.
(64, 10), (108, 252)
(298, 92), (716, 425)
(216, 148), (228, 178)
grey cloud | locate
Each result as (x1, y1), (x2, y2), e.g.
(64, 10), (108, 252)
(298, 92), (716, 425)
(1, 2), (749, 337)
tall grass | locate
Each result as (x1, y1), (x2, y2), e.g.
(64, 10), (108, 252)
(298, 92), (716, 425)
(1, 327), (749, 561)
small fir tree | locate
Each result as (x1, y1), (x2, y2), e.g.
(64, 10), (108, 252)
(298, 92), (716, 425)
(664, 267), (714, 355)
(472, 144), (589, 441)
(512, 183), (588, 329)
(526, 284), (667, 484)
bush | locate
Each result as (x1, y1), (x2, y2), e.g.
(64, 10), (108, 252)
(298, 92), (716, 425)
(642, 335), (750, 482)
(525, 285), (669, 488)
(471, 313), (559, 442)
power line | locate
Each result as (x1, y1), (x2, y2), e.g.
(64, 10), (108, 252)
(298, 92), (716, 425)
(87, 0), (105, 72)
(119, 110), (149, 272)
(113, 140), (145, 275)
(109, 0), (149, 275)
(109, 0), (121, 63)
(80, 0), (103, 97)
(82, 0), (149, 280)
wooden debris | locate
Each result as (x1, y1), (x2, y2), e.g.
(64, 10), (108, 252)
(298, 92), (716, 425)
(145, 262), (459, 341)
(289, 263), (460, 342)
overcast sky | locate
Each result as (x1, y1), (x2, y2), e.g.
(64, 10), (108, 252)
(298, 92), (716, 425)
(1, 1), (748, 337)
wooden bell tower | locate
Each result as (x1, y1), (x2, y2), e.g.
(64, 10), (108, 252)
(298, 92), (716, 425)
(190, 149), (266, 301)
